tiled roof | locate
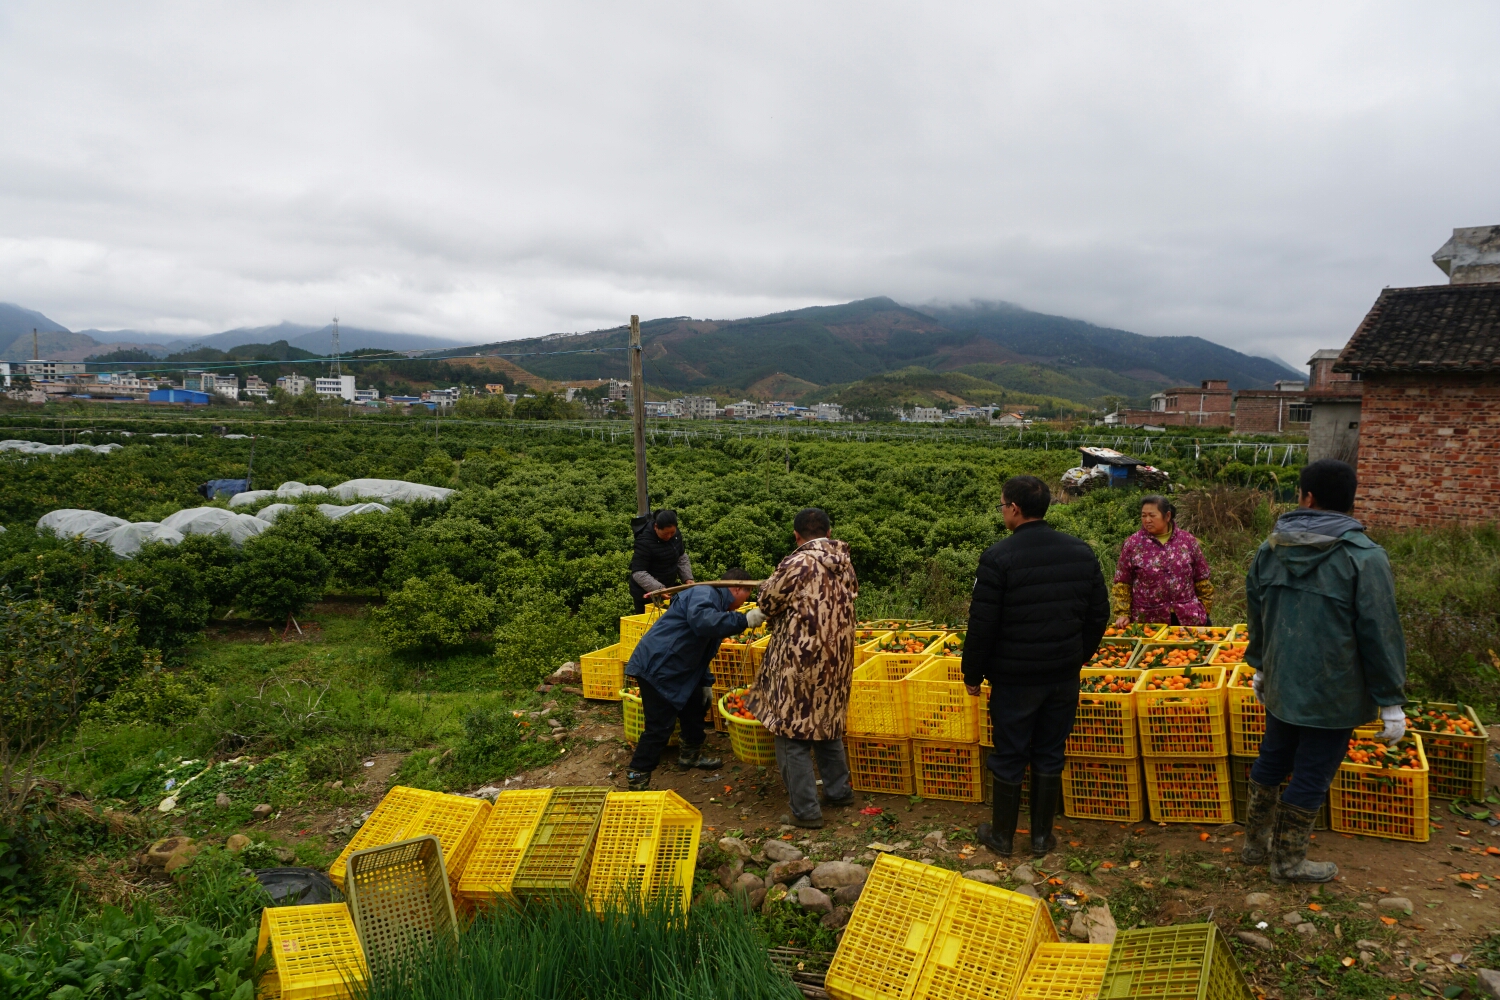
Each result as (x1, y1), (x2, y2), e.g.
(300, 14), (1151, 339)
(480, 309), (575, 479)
(1335, 282), (1500, 373)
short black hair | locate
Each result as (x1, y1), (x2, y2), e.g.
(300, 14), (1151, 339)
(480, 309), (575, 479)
(654, 509), (678, 528)
(1299, 459), (1357, 513)
(1001, 475), (1050, 519)
(793, 507), (831, 538)
(721, 566), (751, 581)
(1141, 494), (1177, 522)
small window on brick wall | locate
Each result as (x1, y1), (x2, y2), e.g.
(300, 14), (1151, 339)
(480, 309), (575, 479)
(1288, 404), (1312, 422)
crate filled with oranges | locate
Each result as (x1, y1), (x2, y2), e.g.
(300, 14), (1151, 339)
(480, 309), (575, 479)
(1102, 622), (1164, 639)
(1403, 703), (1489, 801)
(1087, 639), (1138, 671)
(1134, 642), (1215, 670)
(1136, 665), (1227, 757)
(1068, 668), (1142, 758)
(1155, 624), (1237, 643)
(1329, 735), (1429, 842)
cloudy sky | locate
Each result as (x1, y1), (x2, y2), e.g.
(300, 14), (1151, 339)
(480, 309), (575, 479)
(2, 3), (1498, 363)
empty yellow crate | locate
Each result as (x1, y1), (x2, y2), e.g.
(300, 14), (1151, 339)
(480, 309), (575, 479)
(826, 854), (958, 1000)
(580, 644), (625, 701)
(913, 739), (984, 803)
(456, 789), (553, 905)
(1013, 943), (1113, 1000)
(618, 606), (665, 660)
(1143, 757), (1234, 825)
(328, 787), (489, 892)
(255, 903), (366, 1000)
(978, 682), (992, 747)
(720, 688), (777, 766)
(1063, 756), (1144, 824)
(1329, 734), (1430, 843)
(511, 786), (610, 903)
(847, 654), (925, 738)
(1100, 922), (1254, 1000)
(1070, 668), (1142, 758)
(586, 790), (702, 913)
(344, 836), (458, 972)
(912, 877), (1058, 1000)
(905, 657), (980, 742)
(1136, 665), (1228, 757)
(845, 736), (914, 795)
(1225, 664), (1263, 757)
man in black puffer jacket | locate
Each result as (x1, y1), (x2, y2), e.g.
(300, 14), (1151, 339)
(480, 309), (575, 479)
(962, 475), (1109, 858)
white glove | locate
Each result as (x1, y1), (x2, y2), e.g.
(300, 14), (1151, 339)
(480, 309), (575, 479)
(1250, 670), (1263, 704)
(744, 608), (766, 629)
(1377, 704), (1406, 744)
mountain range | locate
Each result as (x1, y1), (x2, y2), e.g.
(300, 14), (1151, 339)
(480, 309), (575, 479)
(0, 298), (1303, 409)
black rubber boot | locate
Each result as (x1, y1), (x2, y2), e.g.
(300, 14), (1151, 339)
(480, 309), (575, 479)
(627, 770), (652, 791)
(976, 778), (1022, 857)
(1241, 779), (1279, 865)
(1029, 772), (1063, 858)
(675, 744), (723, 771)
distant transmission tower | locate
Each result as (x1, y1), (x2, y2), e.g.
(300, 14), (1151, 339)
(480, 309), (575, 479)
(330, 316), (341, 377)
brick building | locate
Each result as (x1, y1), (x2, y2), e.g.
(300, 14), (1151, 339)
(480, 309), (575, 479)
(1334, 225), (1500, 526)
(1231, 381), (1310, 433)
(1304, 349), (1362, 464)
(1115, 379), (1233, 427)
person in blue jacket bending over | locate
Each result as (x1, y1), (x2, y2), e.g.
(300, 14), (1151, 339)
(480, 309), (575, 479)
(625, 568), (760, 791)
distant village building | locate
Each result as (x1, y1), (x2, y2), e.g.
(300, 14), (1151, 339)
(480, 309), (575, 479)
(244, 375), (270, 399)
(907, 406), (943, 423)
(276, 374), (310, 395)
(14, 359), (87, 376)
(1231, 381), (1310, 434)
(314, 375), (356, 401)
(1113, 380), (1233, 427)
(1331, 224), (1500, 527)
(1303, 348), (1362, 464)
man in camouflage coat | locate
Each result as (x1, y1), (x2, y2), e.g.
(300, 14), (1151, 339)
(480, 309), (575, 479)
(745, 507), (859, 829)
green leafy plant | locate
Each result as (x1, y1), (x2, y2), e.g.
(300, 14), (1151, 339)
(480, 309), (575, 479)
(233, 534), (331, 633)
(371, 572), (497, 651)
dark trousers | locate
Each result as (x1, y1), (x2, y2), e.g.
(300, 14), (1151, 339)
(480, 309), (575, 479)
(628, 677), (707, 773)
(986, 678), (1078, 784)
(1250, 711), (1351, 811)
(633, 593), (648, 615)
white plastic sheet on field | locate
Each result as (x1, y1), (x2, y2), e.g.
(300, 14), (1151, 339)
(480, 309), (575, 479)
(160, 507), (268, 545)
(228, 490), (274, 508)
(38, 509), (128, 540)
(1, 439), (124, 456)
(330, 478), (454, 503)
(276, 481), (328, 498)
(317, 502), (392, 520)
(98, 522), (185, 556)
(254, 504), (295, 523)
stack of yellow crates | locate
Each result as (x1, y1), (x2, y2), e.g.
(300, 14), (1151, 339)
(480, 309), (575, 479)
(1064, 635), (1147, 824)
(843, 629), (957, 799)
(1135, 626), (1237, 825)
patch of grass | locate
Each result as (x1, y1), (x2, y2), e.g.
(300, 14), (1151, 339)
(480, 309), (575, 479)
(1103, 879), (1161, 929)
(754, 900), (838, 953)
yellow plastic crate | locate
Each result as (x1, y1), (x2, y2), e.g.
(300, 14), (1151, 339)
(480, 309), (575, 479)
(1225, 664), (1263, 757)
(710, 631), (769, 689)
(618, 606), (665, 660)
(845, 736), (914, 795)
(255, 903), (366, 1000)
(510, 786), (610, 902)
(978, 681), (992, 747)
(456, 789), (553, 905)
(1070, 668), (1142, 758)
(854, 630), (895, 666)
(913, 739), (984, 803)
(905, 657), (980, 742)
(1154, 624), (1239, 644)
(1329, 734), (1430, 842)
(1087, 638), (1139, 672)
(928, 631), (965, 657)
(328, 787), (489, 892)
(911, 877), (1057, 1000)
(1210, 642), (1247, 667)
(586, 790), (702, 913)
(1143, 757), (1234, 825)
(1100, 923), (1254, 1000)
(1136, 665), (1228, 758)
(867, 630), (949, 660)
(1013, 943), (1113, 1000)
(1405, 701), (1490, 800)
(580, 644), (625, 701)
(344, 836), (458, 972)
(621, 687), (680, 747)
(1062, 756), (1144, 823)
(719, 688), (777, 766)
(826, 854), (958, 1000)
(847, 654), (925, 738)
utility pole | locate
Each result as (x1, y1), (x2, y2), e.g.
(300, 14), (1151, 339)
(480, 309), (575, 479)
(629, 315), (649, 516)
(32, 328), (38, 360)
(330, 316), (341, 377)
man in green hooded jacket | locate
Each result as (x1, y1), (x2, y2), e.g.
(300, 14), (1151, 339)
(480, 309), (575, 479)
(1241, 458), (1406, 883)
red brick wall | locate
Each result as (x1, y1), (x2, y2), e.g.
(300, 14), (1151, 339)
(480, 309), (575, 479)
(1355, 373), (1500, 527)
(1234, 392), (1310, 434)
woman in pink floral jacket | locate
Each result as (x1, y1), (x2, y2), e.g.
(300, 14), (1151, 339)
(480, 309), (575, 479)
(1112, 495), (1215, 626)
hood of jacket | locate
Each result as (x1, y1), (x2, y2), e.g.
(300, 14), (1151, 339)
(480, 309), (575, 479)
(796, 536), (858, 588)
(1267, 508), (1367, 576)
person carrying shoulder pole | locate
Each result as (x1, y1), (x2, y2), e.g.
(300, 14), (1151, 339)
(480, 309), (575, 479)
(962, 475), (1109, 858)
(624, 569), (756, 791)
(745, 508), (860, 830)
(1241, 459), (1407, 882)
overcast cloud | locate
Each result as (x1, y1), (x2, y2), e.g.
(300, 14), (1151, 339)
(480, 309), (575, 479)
(2, 2), (1498, 363)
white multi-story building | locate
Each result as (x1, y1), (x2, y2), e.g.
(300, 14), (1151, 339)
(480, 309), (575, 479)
(243, 375), (270, 398)
(315, 375), (357, 401)
(907, 406), (943, 423)
(277, 374), (310, 395)
(354, 387), (380, 403)
(14, 360), (87, 376)
(810, 403), (845, 422)
(0, 362), (9, 387)
(680, 395), (717, 419)
(423, 387), (459, 405)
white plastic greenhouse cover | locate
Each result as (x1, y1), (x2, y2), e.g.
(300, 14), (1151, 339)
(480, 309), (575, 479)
(2, 439), (124, 456)
(255, 504), (296, 523)
(317, 502), (392, 520)
(159, 507), (269, 545)
(228, 490), (274, 508)
(329, 479), (454, 503)
(38, 510), (128, 539)
(276, 482), (328, 498)
(98, 522), (185, 556)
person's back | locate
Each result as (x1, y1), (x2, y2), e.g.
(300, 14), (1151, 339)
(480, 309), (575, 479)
(1240, 458), (1405, 884)
(962, 475), (1109, 860)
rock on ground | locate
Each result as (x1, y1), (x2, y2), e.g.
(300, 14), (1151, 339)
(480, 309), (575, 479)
(146, 837), (194, 868)
(811, 861), (867, 890)
(746, 888), (766, 911)
(767, 858), (816, 885)
(717, 859), (744, 890)
(1281, 911), (1304, 926)
(252, 803), (273, 820)
(797, 886), (833, 914)
(1014, 883), (1040, 899)
(833, 883), (864, 907)
(763, 840), (805, 863)
(821, 905), (851, 929)
(1377, 897), (1413, 914)
(215, 792), (232, 809)
(789, 875), (812, 893)
(718, 837), (752, 860)
(1011, 864), (1036, 883)
(225, 834), (250, 852)
(962, 869), (1003, 885)
(1236, 931), (1274, 952)
(1476, 969), (1500, 1000)
(163, 845), (200, 872)
(1294, 922), (1318, 937)
(1244, 892), (1272, 908)
(1083, 905), (1116, 945)
(734, 873), (765, 894)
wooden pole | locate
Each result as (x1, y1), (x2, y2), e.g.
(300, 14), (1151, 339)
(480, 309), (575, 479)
(630, 314), (649, 516)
